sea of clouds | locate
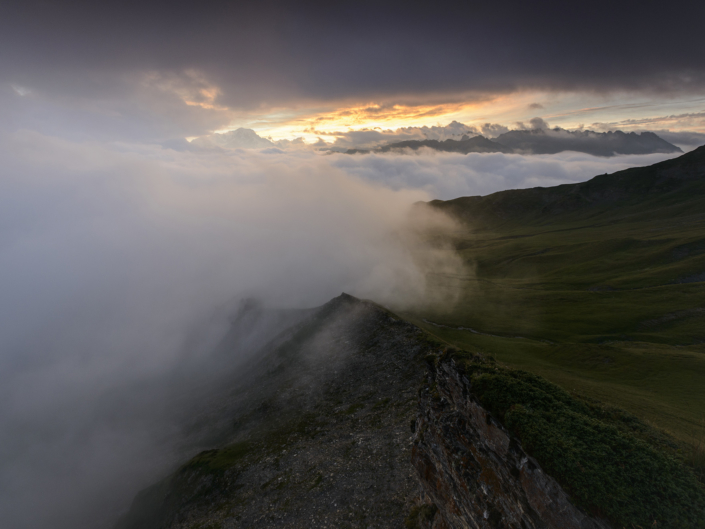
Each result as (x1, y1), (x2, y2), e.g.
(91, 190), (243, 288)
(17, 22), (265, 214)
(0, 129), (681, 529)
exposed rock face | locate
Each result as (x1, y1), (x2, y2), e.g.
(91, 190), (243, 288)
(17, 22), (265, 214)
(411, 357), (610, 529)
(117, 294), (616, 529)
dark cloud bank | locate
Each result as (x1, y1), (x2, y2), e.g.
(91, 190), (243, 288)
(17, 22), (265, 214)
(2, 1), (705, 142)
(4, 1), (704, 99)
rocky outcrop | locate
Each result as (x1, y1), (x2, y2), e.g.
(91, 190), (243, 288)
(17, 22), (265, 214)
(117, 294), (702, 528)
(411, 356), (610, 529)
(116, 294), (434, 529)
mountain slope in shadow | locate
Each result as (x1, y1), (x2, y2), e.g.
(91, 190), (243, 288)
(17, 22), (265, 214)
(428, 144), (705, 229)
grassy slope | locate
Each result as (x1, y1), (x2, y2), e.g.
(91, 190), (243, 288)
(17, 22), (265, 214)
(404, 148), (705, 447)
(435, 348), (705, 527)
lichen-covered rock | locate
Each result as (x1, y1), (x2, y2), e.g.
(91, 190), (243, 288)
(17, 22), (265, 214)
(412, 356), (610, 529)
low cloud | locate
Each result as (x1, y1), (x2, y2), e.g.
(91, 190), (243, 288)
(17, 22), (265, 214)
(191, 122), (482, 152)
(191, 127), (275, 150)
(480, 122), (510, 137)
(329, 149), (681, 199)
(187, 117), (705, 155)
(0, 131), (463, 529)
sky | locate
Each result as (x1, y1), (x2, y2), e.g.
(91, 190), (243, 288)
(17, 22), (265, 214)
(2, 2), (705, 528)
(2, 0), (705, 145)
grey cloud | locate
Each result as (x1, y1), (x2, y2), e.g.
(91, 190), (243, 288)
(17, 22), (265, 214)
(2, 1), (704, 123)
(274, 137), (327, 150)
(192, 128), (275, 149)
(590, 111), (705, 131)
(529, 117), (550, 130)
(0, 72), (233, 142)
(480, 122), (510, 138)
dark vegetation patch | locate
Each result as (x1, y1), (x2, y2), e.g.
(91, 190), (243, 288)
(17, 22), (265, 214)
(404, 503), (438, 529)
(441, 348), (705, 528)
(674, 271), (705, 284)
(184, 442), (252, 474)
(671, 239), (705, 261)
(639, 307), (705, 329)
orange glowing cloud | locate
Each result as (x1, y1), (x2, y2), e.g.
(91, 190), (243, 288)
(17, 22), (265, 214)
(206, 89), (705, 145)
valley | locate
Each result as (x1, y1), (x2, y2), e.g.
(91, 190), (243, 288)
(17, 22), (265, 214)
(407, 147), (705, 447)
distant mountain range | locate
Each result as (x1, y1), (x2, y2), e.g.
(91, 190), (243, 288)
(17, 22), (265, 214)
(347, 128), (682, 157)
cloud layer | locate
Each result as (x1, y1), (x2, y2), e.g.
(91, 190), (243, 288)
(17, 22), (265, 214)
(0, 131), (462, 529)
(0, 128), (684, 528)
(330, 150), (680, 199)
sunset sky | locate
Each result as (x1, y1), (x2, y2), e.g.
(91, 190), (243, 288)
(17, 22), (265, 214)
(2, 1), (704, 146)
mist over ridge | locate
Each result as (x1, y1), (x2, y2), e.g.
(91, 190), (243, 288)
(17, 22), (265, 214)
(0, 129), (464, 529)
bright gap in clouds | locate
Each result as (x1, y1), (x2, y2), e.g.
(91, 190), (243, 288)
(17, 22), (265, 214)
(218, 91), (705, 145)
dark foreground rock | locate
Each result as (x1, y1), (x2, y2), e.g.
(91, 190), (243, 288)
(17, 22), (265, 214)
(411, 355), (609, 529)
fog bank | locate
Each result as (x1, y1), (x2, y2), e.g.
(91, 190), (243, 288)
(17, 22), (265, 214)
(0, 131), (678, 529)
(330, 149), (680, 199)
(0, 131), (461, 529)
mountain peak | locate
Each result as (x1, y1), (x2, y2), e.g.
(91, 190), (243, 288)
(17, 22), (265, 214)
(346, 128), (681, 157)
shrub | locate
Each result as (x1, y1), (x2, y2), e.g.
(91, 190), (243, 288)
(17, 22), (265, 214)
(447, 352), (705, 528)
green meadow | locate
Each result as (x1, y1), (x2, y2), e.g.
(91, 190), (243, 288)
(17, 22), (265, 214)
(403, 149), (705, 449)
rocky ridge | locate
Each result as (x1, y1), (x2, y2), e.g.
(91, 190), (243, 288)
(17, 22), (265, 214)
(116, 294), (703, 528)
(116, 294), (434, 528)
(411, 355), (608, 529)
